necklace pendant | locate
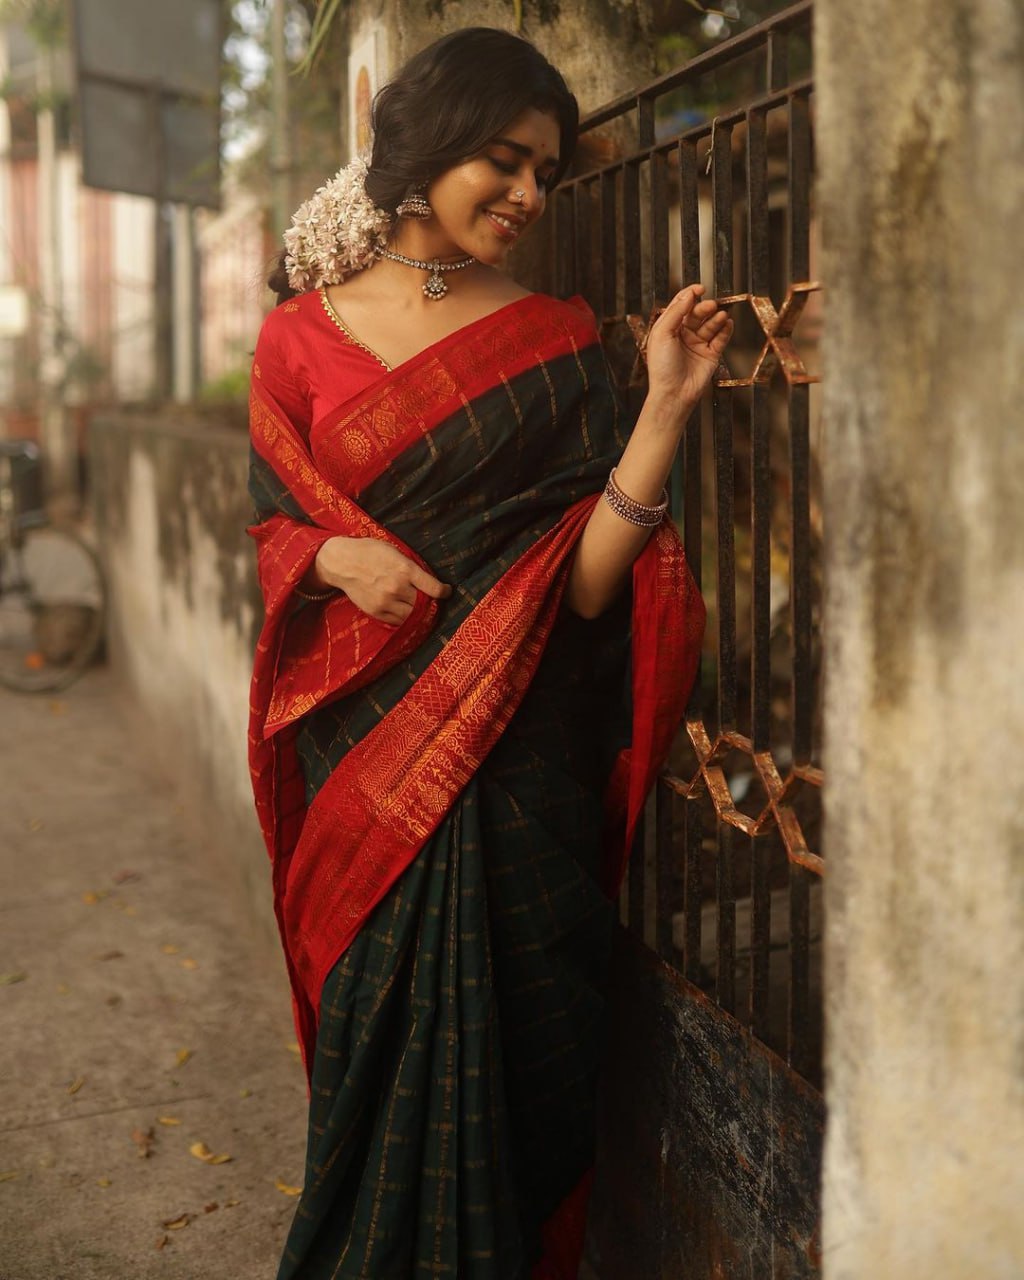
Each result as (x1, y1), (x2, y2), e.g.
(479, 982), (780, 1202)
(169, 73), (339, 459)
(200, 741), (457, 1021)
(423, 261), (448, 300)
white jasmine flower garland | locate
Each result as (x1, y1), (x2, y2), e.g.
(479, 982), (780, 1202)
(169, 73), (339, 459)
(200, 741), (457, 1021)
(283, 156), (392, 293)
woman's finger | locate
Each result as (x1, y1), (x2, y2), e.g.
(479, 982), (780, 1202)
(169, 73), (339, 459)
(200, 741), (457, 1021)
(409, 565), (453, 599)
(656, 284), (706, 330)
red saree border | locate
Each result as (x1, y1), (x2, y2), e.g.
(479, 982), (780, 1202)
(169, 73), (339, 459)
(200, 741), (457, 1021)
(310, 292), (598, 496)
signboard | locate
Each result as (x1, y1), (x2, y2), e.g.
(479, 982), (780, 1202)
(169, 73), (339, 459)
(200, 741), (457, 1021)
(71, 0), (222, 207)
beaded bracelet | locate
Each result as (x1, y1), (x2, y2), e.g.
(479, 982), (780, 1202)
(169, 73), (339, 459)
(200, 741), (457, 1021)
(293, 583), (337, 602)
(603, 467), (669, 528)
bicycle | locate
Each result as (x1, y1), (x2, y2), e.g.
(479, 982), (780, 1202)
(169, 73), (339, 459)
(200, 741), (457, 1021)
(0, 439), (105, 693)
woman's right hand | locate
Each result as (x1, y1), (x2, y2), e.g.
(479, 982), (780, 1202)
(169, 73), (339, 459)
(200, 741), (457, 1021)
(312, 536), (452, 626)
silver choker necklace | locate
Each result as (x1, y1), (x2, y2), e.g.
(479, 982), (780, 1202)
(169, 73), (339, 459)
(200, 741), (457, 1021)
(379, 248), (476, 300)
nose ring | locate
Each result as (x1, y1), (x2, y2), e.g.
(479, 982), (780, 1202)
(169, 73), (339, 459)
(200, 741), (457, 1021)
(510, 189), (526, 204)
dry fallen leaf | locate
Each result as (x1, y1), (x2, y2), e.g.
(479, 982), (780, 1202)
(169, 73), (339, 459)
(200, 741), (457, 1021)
(157, 1116), (181, 1127)
(163, 1213), (190, 1231)
(174, 1049), (192, 1068)
(0, 971), (27, 986)
(48, 699), (67, 715)
(155, 1235), (169, 1250)
(224, 1198), (240, 1208)
(180, 958), (199, 970)
(189, 1142), (233, 1166)
(0, 1171), (19, 1183)
(96, 950), (124, 962)
(239, 1088), (253, 1099)
(106, 994), (123, 1008)
(56, 983), (70, 995)
(67, 1077), (85, 1095)
(286, 1042), (301, 1056)
(160, 944), (179, 955)
(81, 891), (100, 906)
(131, 1127), (155, 1158)
(97, 1177), (112, 1188)
(27, 818), (44, 832)
(275, 1177), (302, 1197)
(203, 1201), (219, 1214)
(113, 869), (141, 884)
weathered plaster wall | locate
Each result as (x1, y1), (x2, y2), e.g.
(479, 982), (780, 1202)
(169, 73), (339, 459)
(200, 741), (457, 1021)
(348, 0), (654, 116)
(89, 416), (274, 951)
(816, 2), (1024, 1276)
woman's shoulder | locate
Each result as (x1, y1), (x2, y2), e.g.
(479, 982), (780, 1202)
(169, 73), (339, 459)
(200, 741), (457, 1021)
(258, 288), (325, 343)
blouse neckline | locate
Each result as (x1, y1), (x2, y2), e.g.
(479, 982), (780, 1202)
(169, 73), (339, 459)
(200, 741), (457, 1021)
(319, 287), (392, 371)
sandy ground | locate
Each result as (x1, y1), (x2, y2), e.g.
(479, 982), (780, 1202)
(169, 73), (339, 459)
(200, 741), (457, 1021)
(0, 669), (308, 1280)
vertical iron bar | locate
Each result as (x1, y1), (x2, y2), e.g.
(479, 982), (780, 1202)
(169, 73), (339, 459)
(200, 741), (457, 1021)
(751, 383), (772, 750)
(790, 384), (813, 762)
(678, 138), (702, 540)
(788, 862), (811, 1076)
(712, 120), (736, 732)
(573, 181), (592, 310)
(712, 120), (734, 298)
(556, 187), (575, 299)
(750, 831), (771, 1040)
(638, 94), (655, 149)
(682, 795), (703, 986)
(623, 161), (642, 315)
(788, 89), (814, 762)
(748, 105), (772, 753)
(714, 395), (736, 733)
(601, 169), (617, 320)
(789, 90), (811, 281)
(651, 146), (670, 308)
(655, 780), (675, 963)
(716, 820), (736, 1015)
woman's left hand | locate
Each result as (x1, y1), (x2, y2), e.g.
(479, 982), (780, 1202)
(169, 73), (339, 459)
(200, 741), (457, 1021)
(644, 284), (734, 414)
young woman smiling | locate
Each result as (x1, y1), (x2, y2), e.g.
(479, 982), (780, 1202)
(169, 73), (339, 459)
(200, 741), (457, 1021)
(248, 26), (732, 1280)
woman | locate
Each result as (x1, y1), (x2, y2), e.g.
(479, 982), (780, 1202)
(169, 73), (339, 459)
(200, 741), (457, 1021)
(248, 27), (732, 1280)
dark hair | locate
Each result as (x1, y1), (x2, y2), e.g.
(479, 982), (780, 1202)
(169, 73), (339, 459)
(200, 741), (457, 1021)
(268, 27), (578, 304)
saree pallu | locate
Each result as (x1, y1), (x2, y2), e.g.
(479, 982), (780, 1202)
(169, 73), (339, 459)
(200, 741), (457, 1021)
(247, 293), (704, 1280)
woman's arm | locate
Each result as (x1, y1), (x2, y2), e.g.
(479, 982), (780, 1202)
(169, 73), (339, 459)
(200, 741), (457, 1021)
(565, 285), (733, 619)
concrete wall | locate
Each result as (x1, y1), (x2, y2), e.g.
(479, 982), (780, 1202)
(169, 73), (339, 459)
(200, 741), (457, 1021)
(816, 2), (1024, 1276)
(89, 415), (274, 951)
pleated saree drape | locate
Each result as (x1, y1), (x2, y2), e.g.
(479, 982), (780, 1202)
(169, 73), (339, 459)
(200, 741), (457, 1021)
(247, 291), (704, 1279)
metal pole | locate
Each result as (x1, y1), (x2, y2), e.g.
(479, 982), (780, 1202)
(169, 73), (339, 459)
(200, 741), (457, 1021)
(171, 204), (197, 402)
(36, 41), (73, 500)
(270, 0), (291, 238)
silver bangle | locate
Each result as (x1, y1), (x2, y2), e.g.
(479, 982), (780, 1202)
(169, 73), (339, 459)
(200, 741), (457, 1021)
(603, 467), (668, 528)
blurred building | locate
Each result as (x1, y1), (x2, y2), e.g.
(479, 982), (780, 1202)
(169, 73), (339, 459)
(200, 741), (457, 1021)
(0, 21), (158, 442)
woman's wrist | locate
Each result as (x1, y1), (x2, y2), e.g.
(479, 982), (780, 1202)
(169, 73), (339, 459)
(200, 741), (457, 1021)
(637, 389), (696, 435)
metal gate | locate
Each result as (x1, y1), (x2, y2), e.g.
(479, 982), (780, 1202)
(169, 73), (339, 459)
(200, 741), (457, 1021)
(552, 4), (824, 1273)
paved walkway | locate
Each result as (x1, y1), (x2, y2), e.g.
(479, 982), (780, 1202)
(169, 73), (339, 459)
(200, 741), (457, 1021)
(0, 670), (307, 1279)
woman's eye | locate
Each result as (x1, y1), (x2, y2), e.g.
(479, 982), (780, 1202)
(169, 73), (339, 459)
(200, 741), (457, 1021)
(489, 157), (517, 176)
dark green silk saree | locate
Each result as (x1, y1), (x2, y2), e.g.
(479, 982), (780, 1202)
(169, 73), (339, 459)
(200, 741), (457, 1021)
(247, 289), (704, 1279)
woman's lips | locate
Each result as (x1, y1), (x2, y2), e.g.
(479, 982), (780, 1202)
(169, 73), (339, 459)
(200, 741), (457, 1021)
(484, 210), (522, 241)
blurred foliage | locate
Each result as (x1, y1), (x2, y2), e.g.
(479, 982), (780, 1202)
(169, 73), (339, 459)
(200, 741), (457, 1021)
(0, 0), (65, 47)
(653, 0), (810, 127)
(224, 0), (348, 203)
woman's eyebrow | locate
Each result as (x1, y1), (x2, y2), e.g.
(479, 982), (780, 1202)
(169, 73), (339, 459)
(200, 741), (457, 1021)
(490, 136), (560, 168)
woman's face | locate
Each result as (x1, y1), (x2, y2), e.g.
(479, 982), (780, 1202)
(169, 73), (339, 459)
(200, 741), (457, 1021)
(423, 107), (562, 265)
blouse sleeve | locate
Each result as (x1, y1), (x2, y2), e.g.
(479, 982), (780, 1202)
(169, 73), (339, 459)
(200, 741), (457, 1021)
(251, 312), (312, 438)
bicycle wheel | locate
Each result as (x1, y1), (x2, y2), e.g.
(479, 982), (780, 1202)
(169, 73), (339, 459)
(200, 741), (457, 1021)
(0, 522), (105, 693)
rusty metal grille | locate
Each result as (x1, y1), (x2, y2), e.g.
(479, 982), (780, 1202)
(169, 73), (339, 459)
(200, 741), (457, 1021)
(555, 1), (823, 1085)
